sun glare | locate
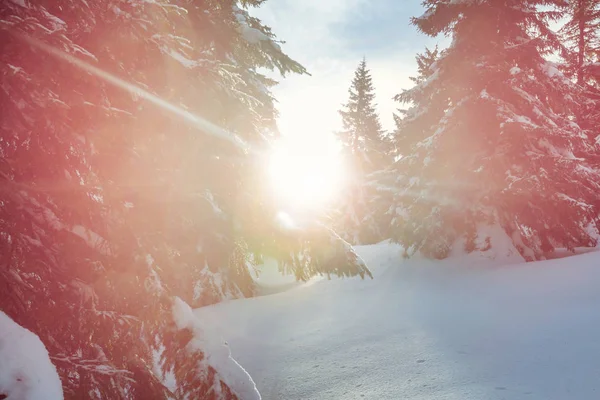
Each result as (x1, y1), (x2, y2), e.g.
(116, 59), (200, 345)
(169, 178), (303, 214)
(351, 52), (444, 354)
(268, 132), (345, 211)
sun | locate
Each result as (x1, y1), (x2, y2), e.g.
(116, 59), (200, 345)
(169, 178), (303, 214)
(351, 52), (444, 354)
(268, 132), (345, 212)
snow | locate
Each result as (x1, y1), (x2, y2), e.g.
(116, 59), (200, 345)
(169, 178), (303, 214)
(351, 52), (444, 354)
(421, 67), (440, 90)
(418, 7), (435, 20)
(0, 311), (63, 400)
(511, 114), (539, 129)
(71, 225), (110, 255)
(172, 297), (197, 331)
(7, 0), (26, 7)
(541, 62), (561, 78)
(509, 66), (521, 75)
(69, 44), (98, 62)
(167, 49), (198, 69)
(556, 193), (591, 210)
(40, 8), (66, 30)
(7, 64), (24, 76)
(171, 297), (261, 400)
(233, 6), (270, 45)
(151, 342), (177, 393)
(239, 26), (270, 44)
(195, 241), (600, 400)
(585, 222), (600, 242)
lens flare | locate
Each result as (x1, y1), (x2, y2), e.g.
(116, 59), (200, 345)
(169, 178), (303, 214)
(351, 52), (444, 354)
(268, 133), (344, 211)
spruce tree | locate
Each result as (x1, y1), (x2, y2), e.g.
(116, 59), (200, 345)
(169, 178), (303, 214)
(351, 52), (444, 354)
(388, 0), (600, 260)
(375, 46), (443, 244)
(336, 58), (390, 244)
(411, 46), (440, 86)
(560, 0), (600, 86)
(393, 46), (441, 151)
(0, 0), (370, 398)
(339, 58), (387, 169)
(559, 0), (600, 136)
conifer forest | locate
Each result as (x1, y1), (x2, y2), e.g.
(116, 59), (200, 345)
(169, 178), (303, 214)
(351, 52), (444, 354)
(2, 1), (600, 399)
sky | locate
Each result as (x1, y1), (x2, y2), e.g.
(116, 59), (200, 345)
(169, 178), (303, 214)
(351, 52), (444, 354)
(252, 0), (445, 136)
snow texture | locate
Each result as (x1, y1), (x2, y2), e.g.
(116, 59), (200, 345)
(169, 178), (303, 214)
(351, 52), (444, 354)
(171, 298), (260, 400)
(0, 311), (63, 400)
(196, 241), (600, 400)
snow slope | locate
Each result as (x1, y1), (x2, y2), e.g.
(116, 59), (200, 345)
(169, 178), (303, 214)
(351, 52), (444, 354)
(195, 242), (600, 400)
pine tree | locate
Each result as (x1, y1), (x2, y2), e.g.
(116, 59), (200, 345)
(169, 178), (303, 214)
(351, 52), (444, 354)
(0, 0), (370, 398)
(411, 46), (440, 86)
(339, 58), (387, 169)
(387, 0), (600, 261)
(335, 58), (391, 244)
(374, 46), (443, 244)
(559, 0), (600, 137)
(560, 0), (600, 86)
(393, 46), (441, 151)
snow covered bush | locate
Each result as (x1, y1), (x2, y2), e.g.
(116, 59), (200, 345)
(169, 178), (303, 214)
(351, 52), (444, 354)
(0, 0), (370, 398)
(387, 0), (600, 260)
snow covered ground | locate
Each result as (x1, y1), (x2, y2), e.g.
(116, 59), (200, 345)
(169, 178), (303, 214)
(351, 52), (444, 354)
(195, 242), (600, 400)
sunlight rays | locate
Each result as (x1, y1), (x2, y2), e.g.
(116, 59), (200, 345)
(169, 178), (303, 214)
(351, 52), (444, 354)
(12, 31), (249, 151)
(12, 29), (348, 217)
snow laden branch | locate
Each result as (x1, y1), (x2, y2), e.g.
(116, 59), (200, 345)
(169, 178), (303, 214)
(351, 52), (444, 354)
(266, 218), (374, 281)
(8, 30), (250, 153)
(50, 354), (136, 382)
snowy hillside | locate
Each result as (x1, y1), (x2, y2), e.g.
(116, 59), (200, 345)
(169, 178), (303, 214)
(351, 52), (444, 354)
(196, 242), (600, 400)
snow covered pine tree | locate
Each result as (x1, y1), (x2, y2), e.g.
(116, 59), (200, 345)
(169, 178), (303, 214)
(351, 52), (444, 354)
(388, 0), (600, 260)
(336, 58), (392, 245)
(0, 0), (370, 399)
(560, 0), (600, 86)
(393, 46), (440, 151)
(559, 0), (600, 134)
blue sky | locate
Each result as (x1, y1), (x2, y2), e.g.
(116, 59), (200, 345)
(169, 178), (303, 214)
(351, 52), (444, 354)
(252, 0), (445, 136)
